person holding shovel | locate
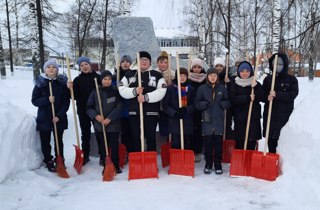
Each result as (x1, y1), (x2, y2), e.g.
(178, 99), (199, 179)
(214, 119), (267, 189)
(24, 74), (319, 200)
(87, 70), (123, 174)
(68, 56), (101, 165)
(194, 67), (231, 175)
(263, 53), (299, 153)
(229, 61), (264, 150)
(32, 59), (70, 172)
(119, 51), (167, 152)
(162, 67), (195, 150)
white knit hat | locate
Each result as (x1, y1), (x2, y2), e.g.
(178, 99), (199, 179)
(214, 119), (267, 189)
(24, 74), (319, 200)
(214, 57), (225, 67)
(191, 58), (203, 68)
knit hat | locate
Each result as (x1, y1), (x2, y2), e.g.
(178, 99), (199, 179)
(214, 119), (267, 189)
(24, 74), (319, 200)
(206, 67), (219, 83)
(157, 51), (169, 62)
(100, 70), (113, 82)
(77, 56), (91, 66)
(43, 59), (59, 72)
(191, 58), (203, 68)
(214, 57), (225, 67)
(237, 61), (253, 76)
(121, 55), (132, 64)
(139, 51), (151, 62)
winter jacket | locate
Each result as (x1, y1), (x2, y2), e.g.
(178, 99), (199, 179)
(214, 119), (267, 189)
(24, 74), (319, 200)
(73, 71), (101, 114)
(162, 82), (195, 135)
(86, 85), (123, 133)
(194, 83), (231, 136)
(230, 78), (264, 141)
(118, 68), (167, 115)
(31, 74), (70, 131)
(263, 53), (299, 139)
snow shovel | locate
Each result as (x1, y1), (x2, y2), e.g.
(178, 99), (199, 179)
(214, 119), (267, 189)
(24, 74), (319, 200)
(128, 53), (158, 180)
(94, 78), (117, 182)
(160, 54), (173, 168)
(222, 52), (236, 163)
(66, 55), (84, 174)
(250, 54), (280, 181)
(168, 52), (195, 177)
(161, 134), (171, 168)
(115, 54), (128, 168)
(49, 82), (69, 179)
(230, 54), (260, 177)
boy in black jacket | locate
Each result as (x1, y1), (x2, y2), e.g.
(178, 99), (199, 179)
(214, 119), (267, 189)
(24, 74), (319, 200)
(87, 70), (123, 173)
(68, 56), (100, 164)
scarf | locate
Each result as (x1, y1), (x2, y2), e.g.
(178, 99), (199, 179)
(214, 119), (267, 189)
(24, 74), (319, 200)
(175, 84), (189, 107)
(235, 76), (253, 87)
(189, 72), (206, 83)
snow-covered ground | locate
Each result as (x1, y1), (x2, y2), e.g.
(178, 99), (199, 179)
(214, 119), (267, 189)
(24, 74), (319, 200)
(0, 68), (319, 210)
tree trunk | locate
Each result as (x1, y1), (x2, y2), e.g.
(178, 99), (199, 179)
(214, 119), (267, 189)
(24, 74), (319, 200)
(272, 0), (281, 53)
(36, 0), (44, 73)
(5, 0), (14, 75)
(0, 31), (6, 79)
(100, 0), (109, 71)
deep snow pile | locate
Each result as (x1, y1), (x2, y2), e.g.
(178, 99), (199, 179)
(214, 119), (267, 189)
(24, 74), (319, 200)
(0, 68), (319, 210)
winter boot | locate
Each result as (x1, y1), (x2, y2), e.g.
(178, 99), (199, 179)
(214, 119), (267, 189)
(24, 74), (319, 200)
(195, 154), (202, 162)
(214, 162), (223, 175)
(204, 163), (212, 174)
(116, 167), (122, 174)
(45, 160), (56, 173)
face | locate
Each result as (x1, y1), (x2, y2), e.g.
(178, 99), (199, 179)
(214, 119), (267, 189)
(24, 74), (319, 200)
(239, 70), (251, 79)
(140, 57), (151, 71)
(192, 65), (202, 74)
(102, 76), (112, 87)
(45, 65), (57, 78)
(273, 58), (284, 73)
(80, 62), (92, 74)
(180, 74), (187, 83)
(215, 64), (224, 73)
(157, 59), (168, 71)
(208, 73), (218, 84)
(120, 60), (131, 70)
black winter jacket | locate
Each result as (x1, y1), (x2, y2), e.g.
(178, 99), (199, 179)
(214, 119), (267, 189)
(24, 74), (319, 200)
(263, 53), (299, 139)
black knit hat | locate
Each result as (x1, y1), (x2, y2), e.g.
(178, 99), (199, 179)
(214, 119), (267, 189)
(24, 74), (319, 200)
(139, 51), (152, 62)
(100, 70), (113, 82)
(206, 67), (219, 83)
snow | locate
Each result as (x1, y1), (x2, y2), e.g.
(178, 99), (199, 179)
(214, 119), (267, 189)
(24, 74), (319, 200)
(0, 68), (320, 210)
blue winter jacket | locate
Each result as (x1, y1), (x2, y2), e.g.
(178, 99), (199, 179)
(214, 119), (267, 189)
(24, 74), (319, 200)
(31, 74), (70, 131)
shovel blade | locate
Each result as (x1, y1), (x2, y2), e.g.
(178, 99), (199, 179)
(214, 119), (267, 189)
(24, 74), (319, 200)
(119, 143), (127, 168)
(250, 151), (280, 181)
(229, 149), (253, 177)
(73, 145), (84, 174)
(222, 139), (236, 163)
(103, 156), (116, 182)
(56, 155), (69, 179)
(160, 142), (171, 168)
(128, 152), (158, 180)
(168, 149), (195, 177)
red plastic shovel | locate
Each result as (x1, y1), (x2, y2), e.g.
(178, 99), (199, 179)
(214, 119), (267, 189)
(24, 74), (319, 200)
(128, 53), (158, 180)
(168, 52), (195, 177)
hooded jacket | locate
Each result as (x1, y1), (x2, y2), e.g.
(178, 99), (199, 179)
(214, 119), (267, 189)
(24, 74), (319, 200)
(263, 53), (299, 139)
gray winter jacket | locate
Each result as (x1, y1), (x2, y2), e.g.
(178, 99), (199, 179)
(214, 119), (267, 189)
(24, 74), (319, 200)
(194, 83), (231, 136)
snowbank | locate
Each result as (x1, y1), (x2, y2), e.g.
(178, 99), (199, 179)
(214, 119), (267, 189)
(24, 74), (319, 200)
(0, 99), (42, 183)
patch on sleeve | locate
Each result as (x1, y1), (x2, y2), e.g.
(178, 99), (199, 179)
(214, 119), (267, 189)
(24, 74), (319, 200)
(118, 81), (123, 86)
(162, 83), (167, 88)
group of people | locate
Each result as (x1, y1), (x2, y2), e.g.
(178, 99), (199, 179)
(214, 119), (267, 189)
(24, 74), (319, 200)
(31, 50), (298, 176)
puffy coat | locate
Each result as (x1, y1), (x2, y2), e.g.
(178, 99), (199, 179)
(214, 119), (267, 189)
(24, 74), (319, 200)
(263, 53), (299, 139)
(86, 85), (123, 133)
(162, 82), (195, 135)
(194, 83), (231, 135)
(31, 74), (70, 131)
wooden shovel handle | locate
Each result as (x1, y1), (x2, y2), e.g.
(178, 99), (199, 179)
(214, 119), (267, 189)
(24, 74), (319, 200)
(136, 53), (145, 152)
(264, 54), (278, 155)
(66, 55), (81, 148)
(49, 82), (61, 156)
(176, 51), (184, 150)
(94, 78), (110, 156)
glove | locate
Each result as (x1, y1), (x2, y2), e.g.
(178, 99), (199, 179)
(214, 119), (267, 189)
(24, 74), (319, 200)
(179, 107), (187, 116)
(174, 110), (183, 119)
